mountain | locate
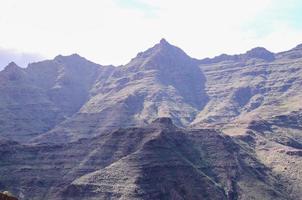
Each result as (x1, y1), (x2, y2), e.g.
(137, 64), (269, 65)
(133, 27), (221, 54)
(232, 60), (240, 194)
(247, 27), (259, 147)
(0, 39), (302, 199)
(195, 44), (302, 133)
(0, 39), (209, 144)
(41, 38), (208, 143)
(0, 119), (291, 200)
(1, 40), (301, 144)
(0, 55), (114, 142)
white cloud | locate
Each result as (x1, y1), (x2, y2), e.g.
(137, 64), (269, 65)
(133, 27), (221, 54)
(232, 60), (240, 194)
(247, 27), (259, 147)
(0, 47), (43, 69)
(0, 0), (301, 65)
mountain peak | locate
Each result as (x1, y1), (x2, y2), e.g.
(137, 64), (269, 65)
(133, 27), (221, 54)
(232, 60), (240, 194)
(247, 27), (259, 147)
(157, 38), (176, 50)
(2, 62), (25, 81)
(245, 47), (275, 61)
(4, 62), (21, 71)
(159, 38), (170, 45)
(246, 47), (271, 54)
(128, 38), (191, 68)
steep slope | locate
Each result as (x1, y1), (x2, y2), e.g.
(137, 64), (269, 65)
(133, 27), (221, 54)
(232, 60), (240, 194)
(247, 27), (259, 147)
(2, 40), (301, 144)
(0, 62), (61, 142)
(0, 119), (289, 200)
(193, 44), (302, 134)
(244, 110), (302, 199)
(34, 39), (208, 143)
(1, 40), (302, 199)
(0, 55), (114, 142)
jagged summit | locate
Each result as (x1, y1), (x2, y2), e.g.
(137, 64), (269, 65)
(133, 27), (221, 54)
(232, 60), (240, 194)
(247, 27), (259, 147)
(127, 38), (193, 69)
(133, 38), (182, 56)
(159, 38), (170, 46)
(155, 38), (181, 52)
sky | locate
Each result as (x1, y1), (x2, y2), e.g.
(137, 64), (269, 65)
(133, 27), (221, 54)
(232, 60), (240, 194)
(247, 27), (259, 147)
(0, 0), (302, 66)
(0, 47), (43, 68)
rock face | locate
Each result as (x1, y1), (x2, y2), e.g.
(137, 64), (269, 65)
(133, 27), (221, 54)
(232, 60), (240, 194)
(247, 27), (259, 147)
(0, 39), (302, 199)
(0, 119), (290, 200)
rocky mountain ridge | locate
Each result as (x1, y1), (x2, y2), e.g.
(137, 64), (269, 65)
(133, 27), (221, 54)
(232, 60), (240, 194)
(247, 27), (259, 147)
(1, 39), (301, 144)
(0, 39), (302, 199)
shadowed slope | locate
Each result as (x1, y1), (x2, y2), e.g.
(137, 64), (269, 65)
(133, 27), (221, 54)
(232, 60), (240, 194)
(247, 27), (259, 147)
(0, 118), (289, 200)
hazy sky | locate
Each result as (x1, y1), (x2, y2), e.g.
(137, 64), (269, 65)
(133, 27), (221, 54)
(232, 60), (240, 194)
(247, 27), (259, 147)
(0, 0), (302, 65)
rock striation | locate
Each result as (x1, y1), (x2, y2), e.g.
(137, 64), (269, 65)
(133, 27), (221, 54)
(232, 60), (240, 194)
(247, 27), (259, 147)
(0, 39), (302, 199)
(0, 119), (290, 200)
(0, 40), (301, 144)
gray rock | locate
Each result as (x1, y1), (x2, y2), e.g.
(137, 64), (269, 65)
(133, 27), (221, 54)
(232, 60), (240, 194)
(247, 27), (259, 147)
(0, 39), (302, 199)
(0, 119), (289, 200)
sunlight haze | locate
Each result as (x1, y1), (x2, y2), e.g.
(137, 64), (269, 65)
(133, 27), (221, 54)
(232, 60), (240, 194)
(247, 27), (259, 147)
(0, 0), (302, 66)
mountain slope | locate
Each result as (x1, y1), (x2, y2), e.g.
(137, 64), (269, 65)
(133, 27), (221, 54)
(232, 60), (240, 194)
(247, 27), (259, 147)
(0, 39), (302, 199)
(1, 40), (301, 143)
(32, 39), (208, 143)
(245, 109), (302, 199)
(193, 44), (302, 134)
(0, 55), (114, 142)
(0, 119), (290, 200)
